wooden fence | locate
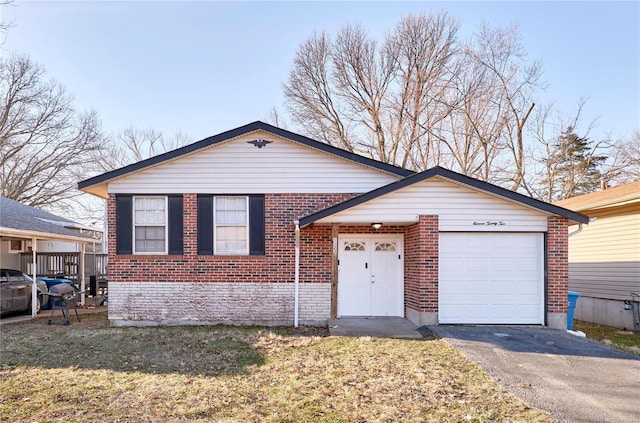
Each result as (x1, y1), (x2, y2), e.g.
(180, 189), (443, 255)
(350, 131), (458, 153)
(19, 252), (107, 281)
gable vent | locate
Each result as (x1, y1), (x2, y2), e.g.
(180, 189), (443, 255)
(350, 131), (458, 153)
(247, 139), (273, 148)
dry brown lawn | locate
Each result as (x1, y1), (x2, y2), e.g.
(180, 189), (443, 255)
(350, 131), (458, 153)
(0, 312), (553, 422)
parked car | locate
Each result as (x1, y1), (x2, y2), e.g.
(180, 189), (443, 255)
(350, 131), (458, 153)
(0, 269), (49, 315)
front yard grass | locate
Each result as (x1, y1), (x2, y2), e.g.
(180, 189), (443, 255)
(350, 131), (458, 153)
(1, 312), (552, 422)
(573, 320), (640, 357)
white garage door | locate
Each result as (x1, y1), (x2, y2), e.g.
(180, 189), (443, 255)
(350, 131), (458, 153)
(439, 233), (544, 324)
(338, 235), (404, 317)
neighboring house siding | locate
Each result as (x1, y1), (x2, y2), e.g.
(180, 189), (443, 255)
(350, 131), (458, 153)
(36, 240), (83, 253)
(568, 204), (640, 301)
(0, 244), (20, 269)
(569, 263), (640, 301)
(568, 204), (639, 262)
(107, 131), (400, 195)
(316, 177), (548, 232)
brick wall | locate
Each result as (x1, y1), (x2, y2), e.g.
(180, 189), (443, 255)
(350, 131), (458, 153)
(107, 193), (353, 324)
(405, 216), (439, 314)
(547, 216), (569, 314)
(106, 193), (571, 328)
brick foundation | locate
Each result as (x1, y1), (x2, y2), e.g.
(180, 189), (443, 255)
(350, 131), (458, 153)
(108, 281), (329, 326)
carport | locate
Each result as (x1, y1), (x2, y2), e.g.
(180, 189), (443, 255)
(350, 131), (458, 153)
(0, 197), (97, 316)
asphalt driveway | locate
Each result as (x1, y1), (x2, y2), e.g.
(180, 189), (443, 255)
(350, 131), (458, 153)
(431, 326), (640, 423)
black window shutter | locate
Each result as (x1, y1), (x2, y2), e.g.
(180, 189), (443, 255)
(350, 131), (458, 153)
(249, 195), (265, 255)
(197, 195), (214, 255)
(167, 195), (183, 255)
(115, 195), (133, 255)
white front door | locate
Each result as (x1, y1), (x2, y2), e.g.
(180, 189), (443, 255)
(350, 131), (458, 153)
(338, 235), (404, 317)
(438, 232), (544, 324)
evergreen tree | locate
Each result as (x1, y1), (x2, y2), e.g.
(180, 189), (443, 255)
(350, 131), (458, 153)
(546, 127), (607, 201)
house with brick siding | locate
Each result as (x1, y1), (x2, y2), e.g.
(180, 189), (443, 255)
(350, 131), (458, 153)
(78, 121), (589, 329)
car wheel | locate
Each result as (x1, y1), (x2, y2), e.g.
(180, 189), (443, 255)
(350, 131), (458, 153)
(23, 295), (42, 315)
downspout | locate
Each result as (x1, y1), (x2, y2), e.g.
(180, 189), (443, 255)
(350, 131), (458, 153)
(80, 242), (86, 306)
(568, 223), (584, 237)
(568, 218), (596, 237)
(294, 220), (300, 328)
(31, 237), (37, 317)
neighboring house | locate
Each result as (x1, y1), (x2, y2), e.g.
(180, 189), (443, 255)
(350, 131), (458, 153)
(78, 121), (588, 329)
(555, 182), (640, 330)
(0, 197), (100, 269)
(0, 197), (100, 310)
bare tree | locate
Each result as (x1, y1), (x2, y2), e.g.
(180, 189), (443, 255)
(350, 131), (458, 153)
(282, 12), (546, 187)
(601, 129), (640, 186)
(284, 12), (460, 167)
(0, 1), (15, 43)
(97, 127), (191, 172)
(386, 12), (459, 169)
(0, 53), (105, 208)
(465, 23), (543, 192)
(265, 106), (289, 130)
(432, 40), (507, 180)
(284, 31), (355, 153)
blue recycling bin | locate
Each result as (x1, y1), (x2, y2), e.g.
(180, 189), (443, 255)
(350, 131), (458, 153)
(38, 277), (74, 309)
(567, 291), (581, 330)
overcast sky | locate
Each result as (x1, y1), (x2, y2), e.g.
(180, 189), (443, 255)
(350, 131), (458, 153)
(2, 1), (639, 144)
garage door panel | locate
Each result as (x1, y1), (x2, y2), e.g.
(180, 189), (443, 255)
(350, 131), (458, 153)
(492, 305), (516, 317)
(465, 281), (487, 295)
(517, 257), (541, 272)
(517, 304), (541, 317)
(440, 281), (463, 296)
(492, 257), (516, 271)
(518, 282), (540, 295)
(467, 258), (489, 272)
(466, 304), (489, 318)
(439, 233), (544, 324)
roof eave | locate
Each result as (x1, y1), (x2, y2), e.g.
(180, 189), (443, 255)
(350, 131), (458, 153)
(78, 121), (413, 192)
(0, 227), (94, 243)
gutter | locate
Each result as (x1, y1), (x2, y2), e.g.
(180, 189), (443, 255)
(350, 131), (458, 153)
(293, 220), (300, 327)
(0, 227), (93, 244)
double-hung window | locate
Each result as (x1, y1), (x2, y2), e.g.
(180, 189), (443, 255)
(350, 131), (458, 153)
(214, 196), (249, 255)
(133, 196), (167, 254)
(196, 194), (264, 256)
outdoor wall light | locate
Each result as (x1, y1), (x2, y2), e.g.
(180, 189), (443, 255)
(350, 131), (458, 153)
(371, 223), (383, 230)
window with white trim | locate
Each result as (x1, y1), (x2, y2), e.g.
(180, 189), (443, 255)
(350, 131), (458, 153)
(214, 196), (249, 255)
(133, 196), (167, 254)
(8, 240), (24, 253)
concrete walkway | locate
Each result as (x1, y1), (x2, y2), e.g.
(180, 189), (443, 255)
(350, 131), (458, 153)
(328, 317), (424, 339)
(431, 325), (640, 423)
(0, 306), (107, 326)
